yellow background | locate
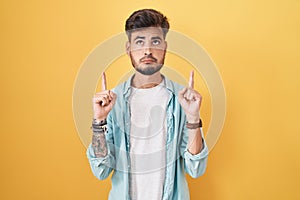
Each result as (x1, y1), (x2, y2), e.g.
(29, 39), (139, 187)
(1, 0), (299, 199)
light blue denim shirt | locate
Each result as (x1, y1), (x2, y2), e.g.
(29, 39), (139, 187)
(87, 75), (208, 200)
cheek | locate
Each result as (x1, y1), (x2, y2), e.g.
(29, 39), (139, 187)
(153, 49), (166, 59)
(130, 49), (144, 58)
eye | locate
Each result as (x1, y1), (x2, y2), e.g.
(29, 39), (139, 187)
(152, 40), (161, 45)
(135, 40), (144, 45)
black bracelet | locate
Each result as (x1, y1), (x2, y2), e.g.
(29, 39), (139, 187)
(186, 119), (202, 129)
(90, 118), (107, 133)
(92, 125), (107, 133)
(92, 118), (107, 126)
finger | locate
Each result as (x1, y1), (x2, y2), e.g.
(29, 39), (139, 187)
(184, 89), (192, 100)
(108, 92), (117, 108)
(108, 90), (113, 101)
(93, 96), (108, 105)
(188, 70), (194, 88)
(95, 92), (110, 98)
(187, 93), (199, 101)
(178, 88), (188, 105)
(101, 92), (116, 107)
(188, 89), (202, 100)
(94, 93), (109, 104)
(95, 90), (111, 99)
(178, 87), (188, 99)
(101, 91), (116, 106)
(98, 91), (112, 101)
(101, 72), (107, 91)
(100, 97), (109, 107)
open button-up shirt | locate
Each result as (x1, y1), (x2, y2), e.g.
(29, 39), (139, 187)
(87, 75), (208, 200)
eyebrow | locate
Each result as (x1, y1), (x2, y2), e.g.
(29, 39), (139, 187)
(133, 36), (145, 41)
(151, 36), (162, 40)
(133, 36), (163, 41)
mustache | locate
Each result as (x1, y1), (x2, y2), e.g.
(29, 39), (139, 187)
(140, 55), (157, 62)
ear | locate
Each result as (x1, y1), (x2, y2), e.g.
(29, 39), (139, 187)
(125, 41), (130, 56)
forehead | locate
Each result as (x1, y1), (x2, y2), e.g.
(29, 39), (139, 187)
(130, 27), (164, 39)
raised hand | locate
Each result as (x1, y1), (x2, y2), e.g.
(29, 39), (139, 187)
(92, 72), (117, 122)
(178, 70), (202, 123)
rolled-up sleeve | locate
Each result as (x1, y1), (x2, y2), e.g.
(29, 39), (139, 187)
(181, 126), (209, 178)
(86, 115), (115, 180)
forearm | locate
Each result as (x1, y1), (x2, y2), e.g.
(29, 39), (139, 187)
(92, 131), (108, 157)
(87, 118), (115, 180)
(186, 117), (203, 155)
(91, 119), (108, 158)
(187, 128), (203, 155)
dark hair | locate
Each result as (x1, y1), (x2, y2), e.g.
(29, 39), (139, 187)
(125, 9), (170, 40)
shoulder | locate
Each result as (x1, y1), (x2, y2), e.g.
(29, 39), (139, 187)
(111, 82), (126, 94)
(110, 77), (131, 96)
(164, 76), (185, 97)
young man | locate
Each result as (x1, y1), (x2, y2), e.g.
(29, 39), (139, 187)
(87, 9), (208, 200)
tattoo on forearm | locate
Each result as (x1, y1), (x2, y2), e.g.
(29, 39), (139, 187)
(92, 131), (108, 157)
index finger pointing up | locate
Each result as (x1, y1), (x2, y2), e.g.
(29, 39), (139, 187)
(188, 70), (194, 88)
(101, 72), (107, 91)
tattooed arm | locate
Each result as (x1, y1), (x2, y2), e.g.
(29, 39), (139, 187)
(92, 128), (108, 157)
(87, 120), (115, 180)
(91, 118), (108, 157)
(91, 72), (116, 158)
(87, 72), (116, 180)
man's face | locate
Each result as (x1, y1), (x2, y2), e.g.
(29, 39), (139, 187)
(126, 27), (167, 75)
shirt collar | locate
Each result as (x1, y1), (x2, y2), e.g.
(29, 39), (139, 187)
(122, 74), (176, 99)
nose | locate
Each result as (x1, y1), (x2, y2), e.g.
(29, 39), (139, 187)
(143, 45), (152, 55)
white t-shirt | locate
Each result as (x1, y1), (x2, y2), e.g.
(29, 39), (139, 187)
(129, 81), (170, 200)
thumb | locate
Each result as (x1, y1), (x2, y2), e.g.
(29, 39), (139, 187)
(178, 87), (187, 103)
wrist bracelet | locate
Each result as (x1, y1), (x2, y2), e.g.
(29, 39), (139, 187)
(90, 118), (107, 133)
(92, 118), (107, 126)
(92, 125), (107, 133)
(186, 119), (202, 129)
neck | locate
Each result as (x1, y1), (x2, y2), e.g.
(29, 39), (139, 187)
(132, 71), (163, 88)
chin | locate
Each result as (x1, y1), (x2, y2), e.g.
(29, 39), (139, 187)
(135, 64), (163, 76)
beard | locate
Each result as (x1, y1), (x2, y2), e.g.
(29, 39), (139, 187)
(135, 63), (164, 75)
(129, 52), (165, 76)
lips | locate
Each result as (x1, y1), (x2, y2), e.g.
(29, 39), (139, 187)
(142, 59), (155, 63)
(140, 56), (157, 63)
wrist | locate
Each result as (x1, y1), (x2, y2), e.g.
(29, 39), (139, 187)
(93, 118), (107, 126)
(93, 111), (108, 122)
(186, 115), (200, 123)
(186, 119), (202, 129)
(93, 116), (107, 123)
(91, 118), (107, 133)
